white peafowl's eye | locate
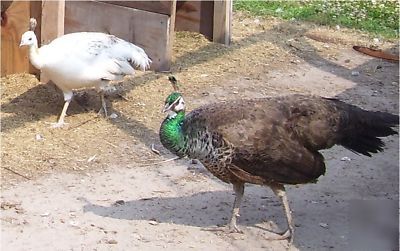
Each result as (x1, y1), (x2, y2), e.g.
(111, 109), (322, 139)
(28, 38), (32, 41)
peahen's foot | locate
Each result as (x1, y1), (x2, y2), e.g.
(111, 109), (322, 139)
(264, 227), (294, 245)
(228, 223), (244, 234)
(201, 224), (244, 234)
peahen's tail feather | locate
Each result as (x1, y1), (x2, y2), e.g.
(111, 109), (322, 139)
(339, 107), (398, 157)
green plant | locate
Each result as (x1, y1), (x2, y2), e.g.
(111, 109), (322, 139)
(234, 0), (399, 38)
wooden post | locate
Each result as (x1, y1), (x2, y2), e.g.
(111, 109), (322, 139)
(40, 0), (65, 82)
(164, 0), (176, 72)
(213, 0), (232, 45)
(41, 0), (65, 44)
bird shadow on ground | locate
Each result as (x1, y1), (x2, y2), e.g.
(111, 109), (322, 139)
(82, 189), (288, 230)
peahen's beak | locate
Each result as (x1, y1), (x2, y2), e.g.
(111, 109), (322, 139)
(162, 103), (172, 113)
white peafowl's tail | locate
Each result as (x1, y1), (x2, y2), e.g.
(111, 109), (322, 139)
(130, 44), (152, 71)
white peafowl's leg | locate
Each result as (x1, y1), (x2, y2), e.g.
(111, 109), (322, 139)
(270, 184), (294, 245)
(51, 91), (72, 128)
(228, 183), (245, 233)
(98, 91), (108, 117)
(97, 81), (112, 117)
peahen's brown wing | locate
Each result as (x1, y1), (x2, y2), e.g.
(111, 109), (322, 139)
(184, 95), (345, 184)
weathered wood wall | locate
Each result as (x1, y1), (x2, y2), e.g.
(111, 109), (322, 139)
(175, 1), (214, 40)
(1, 1), (41, 76)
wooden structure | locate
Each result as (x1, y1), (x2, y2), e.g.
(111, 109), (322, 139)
(1, 0), (232, 77)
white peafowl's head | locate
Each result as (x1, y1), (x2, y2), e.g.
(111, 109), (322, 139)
(19, 31), (38, 47)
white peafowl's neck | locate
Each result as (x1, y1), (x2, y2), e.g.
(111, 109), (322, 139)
(28, 43), (44, 70)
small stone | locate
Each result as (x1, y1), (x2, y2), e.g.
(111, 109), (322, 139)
(114, 200), (125, 206)
(149, 220), (159, 225)
(319, 222), (329, 228)
(132, 233), (142, 240)
(109, 113), (118, 119)
(335, 25), (340, 30)
(69, 220), (79, 228)
(105, 239), (118, 244)
(40, 212), (50, 217)
(87, 155), (96, 162)
(35, 134), (44, 141)
(351, 71), (360, 76)
(344, 59), (350, 63)
(341, 157), (351, 161)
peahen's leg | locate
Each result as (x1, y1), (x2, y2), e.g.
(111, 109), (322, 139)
(201, 182), (245, 233)
(228, 182), (245, 233)
(270, 184), (294, 245)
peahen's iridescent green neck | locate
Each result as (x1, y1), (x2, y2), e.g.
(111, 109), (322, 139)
(159, 111), (187, 157)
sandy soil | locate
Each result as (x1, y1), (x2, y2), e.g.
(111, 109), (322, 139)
(1, 13), (399, 250)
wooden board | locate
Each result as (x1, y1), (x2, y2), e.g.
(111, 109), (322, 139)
(41, 0), (65, 45)
(213, 0), (232, 45)
(29, 1), (42, 76)
(64, 1), (172, 71)
(175, 1), (214, 41)
(1, 1), (31, 76)
(100, 1), (175, 16)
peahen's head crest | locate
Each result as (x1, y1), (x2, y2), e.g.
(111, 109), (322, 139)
(163, 76), (185, 115)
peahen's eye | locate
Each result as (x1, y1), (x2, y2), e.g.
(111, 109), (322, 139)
(28, 38), (32, 41)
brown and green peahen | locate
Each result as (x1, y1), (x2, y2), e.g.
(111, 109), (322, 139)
(159, 77), (399, 244)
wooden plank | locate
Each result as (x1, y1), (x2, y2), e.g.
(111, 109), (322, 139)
(41, 0), (65, 45)
(163, 0), (177, 73)
(1, 1), (31, 76)
(212, 0), (232, 45)
(29, 1), (42, 76)
(65, 1), (172, 71)
(175, 1), (214, 41)
(40, 0), (64, 82)
(100, 1), (174, 16)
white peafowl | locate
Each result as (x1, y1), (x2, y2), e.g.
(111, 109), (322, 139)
(19, 18), (152, 128)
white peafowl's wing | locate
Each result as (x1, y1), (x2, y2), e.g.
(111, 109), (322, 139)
(41, 32), (151, 82)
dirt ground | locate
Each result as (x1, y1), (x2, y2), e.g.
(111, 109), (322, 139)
(1, 12), (399, 250)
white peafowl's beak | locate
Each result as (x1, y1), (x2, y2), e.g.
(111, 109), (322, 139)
(19, 41), (26, 47)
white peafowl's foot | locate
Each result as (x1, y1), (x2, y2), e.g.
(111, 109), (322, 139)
(49, 121), (68, 128)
